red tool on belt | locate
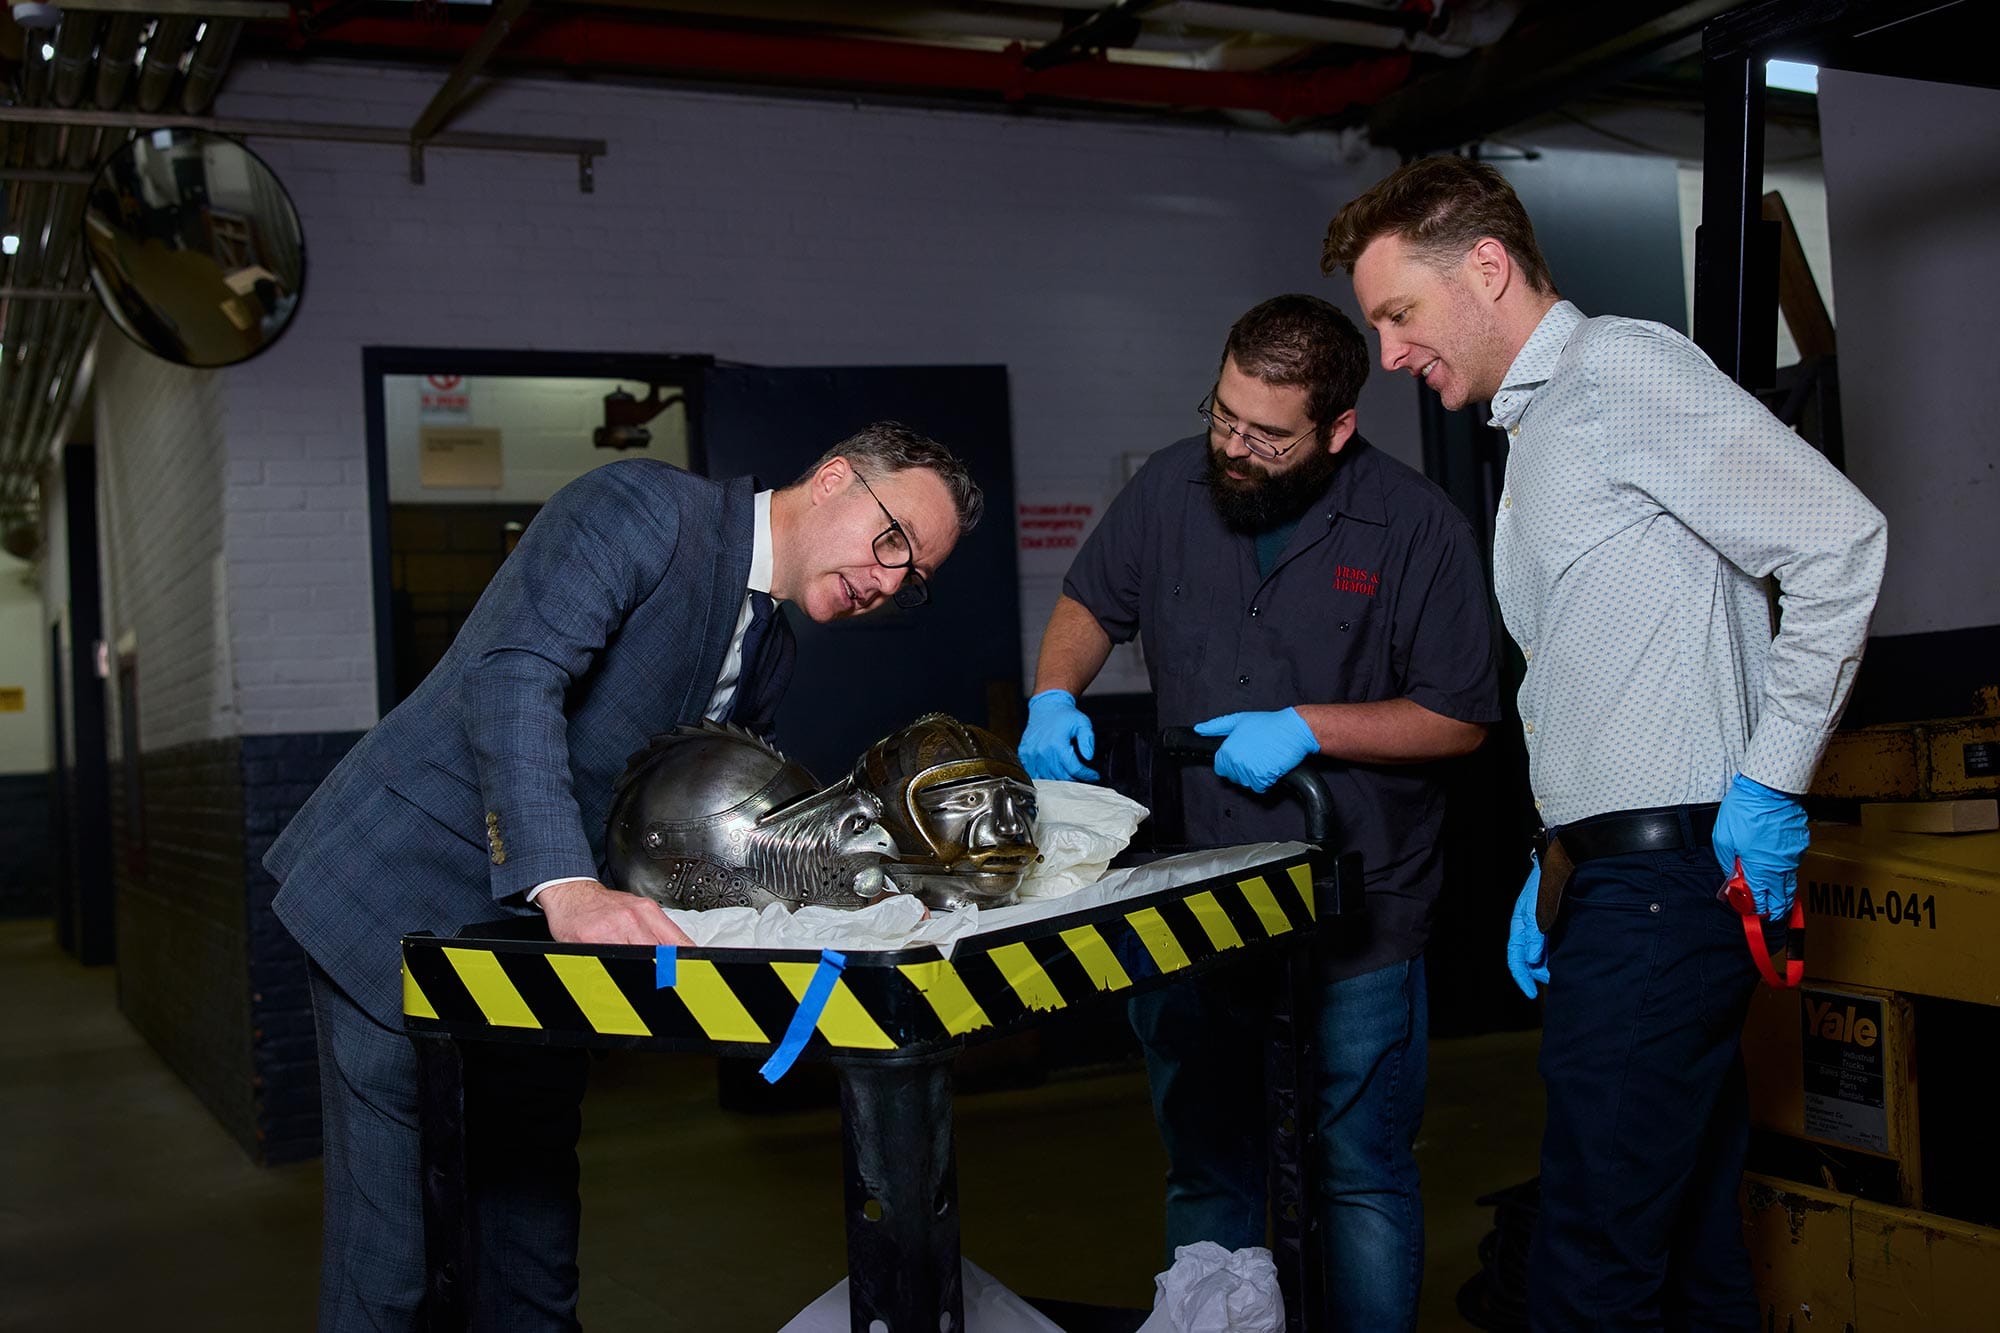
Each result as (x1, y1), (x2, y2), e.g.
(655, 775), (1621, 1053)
(1720, 857), (1804, 988)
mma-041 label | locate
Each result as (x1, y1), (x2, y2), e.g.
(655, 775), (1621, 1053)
(1805, 879), (1937, 929)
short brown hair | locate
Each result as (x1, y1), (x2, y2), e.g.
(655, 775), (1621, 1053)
(1322, 155), (1556, 296)
(1220, 294), (1369, 443)
(795, 421), (984, 537)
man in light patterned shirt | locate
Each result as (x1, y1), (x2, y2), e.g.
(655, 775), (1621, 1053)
(1323, 156), (1886, 1330)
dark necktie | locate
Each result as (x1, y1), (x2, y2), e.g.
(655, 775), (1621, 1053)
(738, 590), (777, 682)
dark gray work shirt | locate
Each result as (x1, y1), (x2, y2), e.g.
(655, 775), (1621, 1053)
(1064, 435), (1502, 979)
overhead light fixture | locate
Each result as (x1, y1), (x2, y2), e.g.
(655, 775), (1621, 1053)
(1, 235), (18, 256)
(1766, 59), (1819, 95)
(194, 21), (207, 41)
(11, 0), (59, 30)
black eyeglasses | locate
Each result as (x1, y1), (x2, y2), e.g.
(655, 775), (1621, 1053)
(852, 471), (930, 609)
(1198, 391), (1314, 461)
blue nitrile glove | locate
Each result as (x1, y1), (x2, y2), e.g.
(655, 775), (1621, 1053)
(1713, 773), (1810, 919)
(1192, 708), (1319, 794)
(1507, 857), (1550, 1000)
(1020, 689), (1098, 781)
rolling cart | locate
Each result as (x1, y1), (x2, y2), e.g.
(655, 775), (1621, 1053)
(404, 730), (1360, 1332)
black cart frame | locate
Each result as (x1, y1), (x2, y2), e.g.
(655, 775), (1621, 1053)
(405, 840), (1359, 1333)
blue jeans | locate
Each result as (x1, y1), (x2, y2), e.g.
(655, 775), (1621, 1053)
(1530, 824), (1764, 1332)
(1128, 955), (1429, 1333)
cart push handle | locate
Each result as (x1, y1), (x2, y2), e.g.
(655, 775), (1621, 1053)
(1154, 727), (1360, 918)
(1156, 725), (1335, 845)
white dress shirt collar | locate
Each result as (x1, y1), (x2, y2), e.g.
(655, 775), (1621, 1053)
(1489, 300), (1585, 432)
(749, 489), (774, 596)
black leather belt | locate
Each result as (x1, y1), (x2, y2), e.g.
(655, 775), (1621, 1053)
(1542, 802), (1720, 865)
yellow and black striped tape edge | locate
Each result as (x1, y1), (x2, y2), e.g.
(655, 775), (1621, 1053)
(402, 852), (1319, 1055)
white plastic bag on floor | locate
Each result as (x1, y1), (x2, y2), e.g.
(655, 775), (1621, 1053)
(778, 1256), (1067, 1333)
(1016, 779), (1150, 899)
(1134, 1243), (1283, 1333)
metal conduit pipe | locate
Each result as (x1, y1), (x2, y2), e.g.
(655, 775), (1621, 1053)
(0, 302), (55, 464)
(62, 124), (104, 173)
(23, 50), (63, 171)
(33, 301), (96, 468)
(50, 12), (101, 108)
(8, 286), (73, 462)
(182, 19), (244, 114)
(16, 298), (85, 468)
(6, 183), (49, 287)
(135, 17), (200, 114)
(0, 180), (67, 464)
(312, 12), (1414, 120)
(96, 15), (147, 110)
(0, 303), (22, 475)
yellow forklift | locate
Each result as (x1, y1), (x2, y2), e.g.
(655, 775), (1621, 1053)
(1741, 702), (2000, 1328)
(1691, 4), (2000, 1317)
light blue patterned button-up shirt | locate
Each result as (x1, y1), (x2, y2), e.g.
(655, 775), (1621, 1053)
(1490, 301), (1886, 826)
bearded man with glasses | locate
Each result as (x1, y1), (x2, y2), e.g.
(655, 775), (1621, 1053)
(1020, 293), (1499, 1331)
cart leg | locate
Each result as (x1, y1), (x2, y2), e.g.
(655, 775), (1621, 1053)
(836, 1054), (965, 1333)
(413, 1033), (470, 1333)
(1268, 945), (1326, 1333)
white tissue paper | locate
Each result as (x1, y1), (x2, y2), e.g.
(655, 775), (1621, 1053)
(1134, 1243), (1284, 1333)
(777, 1257), (1067, 1333)
(1016, 779), (1151, 898)
(663, 891), (983, 958)
(653, 841), (1315, 957)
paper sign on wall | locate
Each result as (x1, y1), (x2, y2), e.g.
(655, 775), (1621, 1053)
(419, 427), (504, 489)
(0, 687), (24, 712)
(420, 372), (472, 422)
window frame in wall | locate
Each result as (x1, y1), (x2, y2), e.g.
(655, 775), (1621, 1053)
(362, 347), (715, 717)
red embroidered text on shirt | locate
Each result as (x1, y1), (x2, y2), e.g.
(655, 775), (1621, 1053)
(1334, 565), (1380, 597)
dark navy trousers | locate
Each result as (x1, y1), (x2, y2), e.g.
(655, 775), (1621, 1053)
(310, 962), (590, 1332)
(1529, 815), (1766, 1332)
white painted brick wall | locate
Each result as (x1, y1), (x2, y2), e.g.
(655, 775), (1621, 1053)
(188, 61), (1420, 736)
(93, 334), (232, 751)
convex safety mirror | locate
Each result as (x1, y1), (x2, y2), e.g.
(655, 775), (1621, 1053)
(83, 127), (306, 367)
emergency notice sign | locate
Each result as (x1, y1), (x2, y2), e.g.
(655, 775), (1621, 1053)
(1799, 986), (1888, 1153)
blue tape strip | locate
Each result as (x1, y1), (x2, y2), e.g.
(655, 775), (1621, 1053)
(758, 948), (847, 1084)
(655, 945), (677, 989)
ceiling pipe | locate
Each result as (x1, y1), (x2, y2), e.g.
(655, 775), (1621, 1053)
(136, 16), (200, 113)
(51, 12), (102, 107)
(23, 47), (64, 170)
(96, 14), (148, 109)
(52, 17), (107, 172)
(182, 18), (245, 113)
(305, 13), (1414, 121)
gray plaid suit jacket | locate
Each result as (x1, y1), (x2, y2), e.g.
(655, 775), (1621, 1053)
(266, 461), (792, 1024)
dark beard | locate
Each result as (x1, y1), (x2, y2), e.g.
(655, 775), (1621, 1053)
(1205, 440), (1346, 534)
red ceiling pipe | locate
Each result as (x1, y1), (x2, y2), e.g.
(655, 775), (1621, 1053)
(297, 14), (1413, 122)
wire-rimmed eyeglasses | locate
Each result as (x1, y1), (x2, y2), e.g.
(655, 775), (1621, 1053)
(1198, 391), (1314, 461)
(852, 470), (930, 609)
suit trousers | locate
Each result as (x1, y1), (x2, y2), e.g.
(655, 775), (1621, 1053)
(310, 961), (590, 1332)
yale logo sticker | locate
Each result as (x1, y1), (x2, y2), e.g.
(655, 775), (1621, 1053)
(1803, 995), (1878, 1047)
(1805, 879), (1937, 929)
(1798, 985), (1889, 1152)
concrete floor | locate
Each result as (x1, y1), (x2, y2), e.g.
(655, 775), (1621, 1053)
(0, 918), (1543, 1331)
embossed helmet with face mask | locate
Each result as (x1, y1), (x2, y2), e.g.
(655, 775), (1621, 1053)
(850, 712), (1039, 910)
(604, 722), (898, 912)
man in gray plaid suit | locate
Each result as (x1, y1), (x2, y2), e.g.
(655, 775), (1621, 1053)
(266, 422), (981, 1331)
